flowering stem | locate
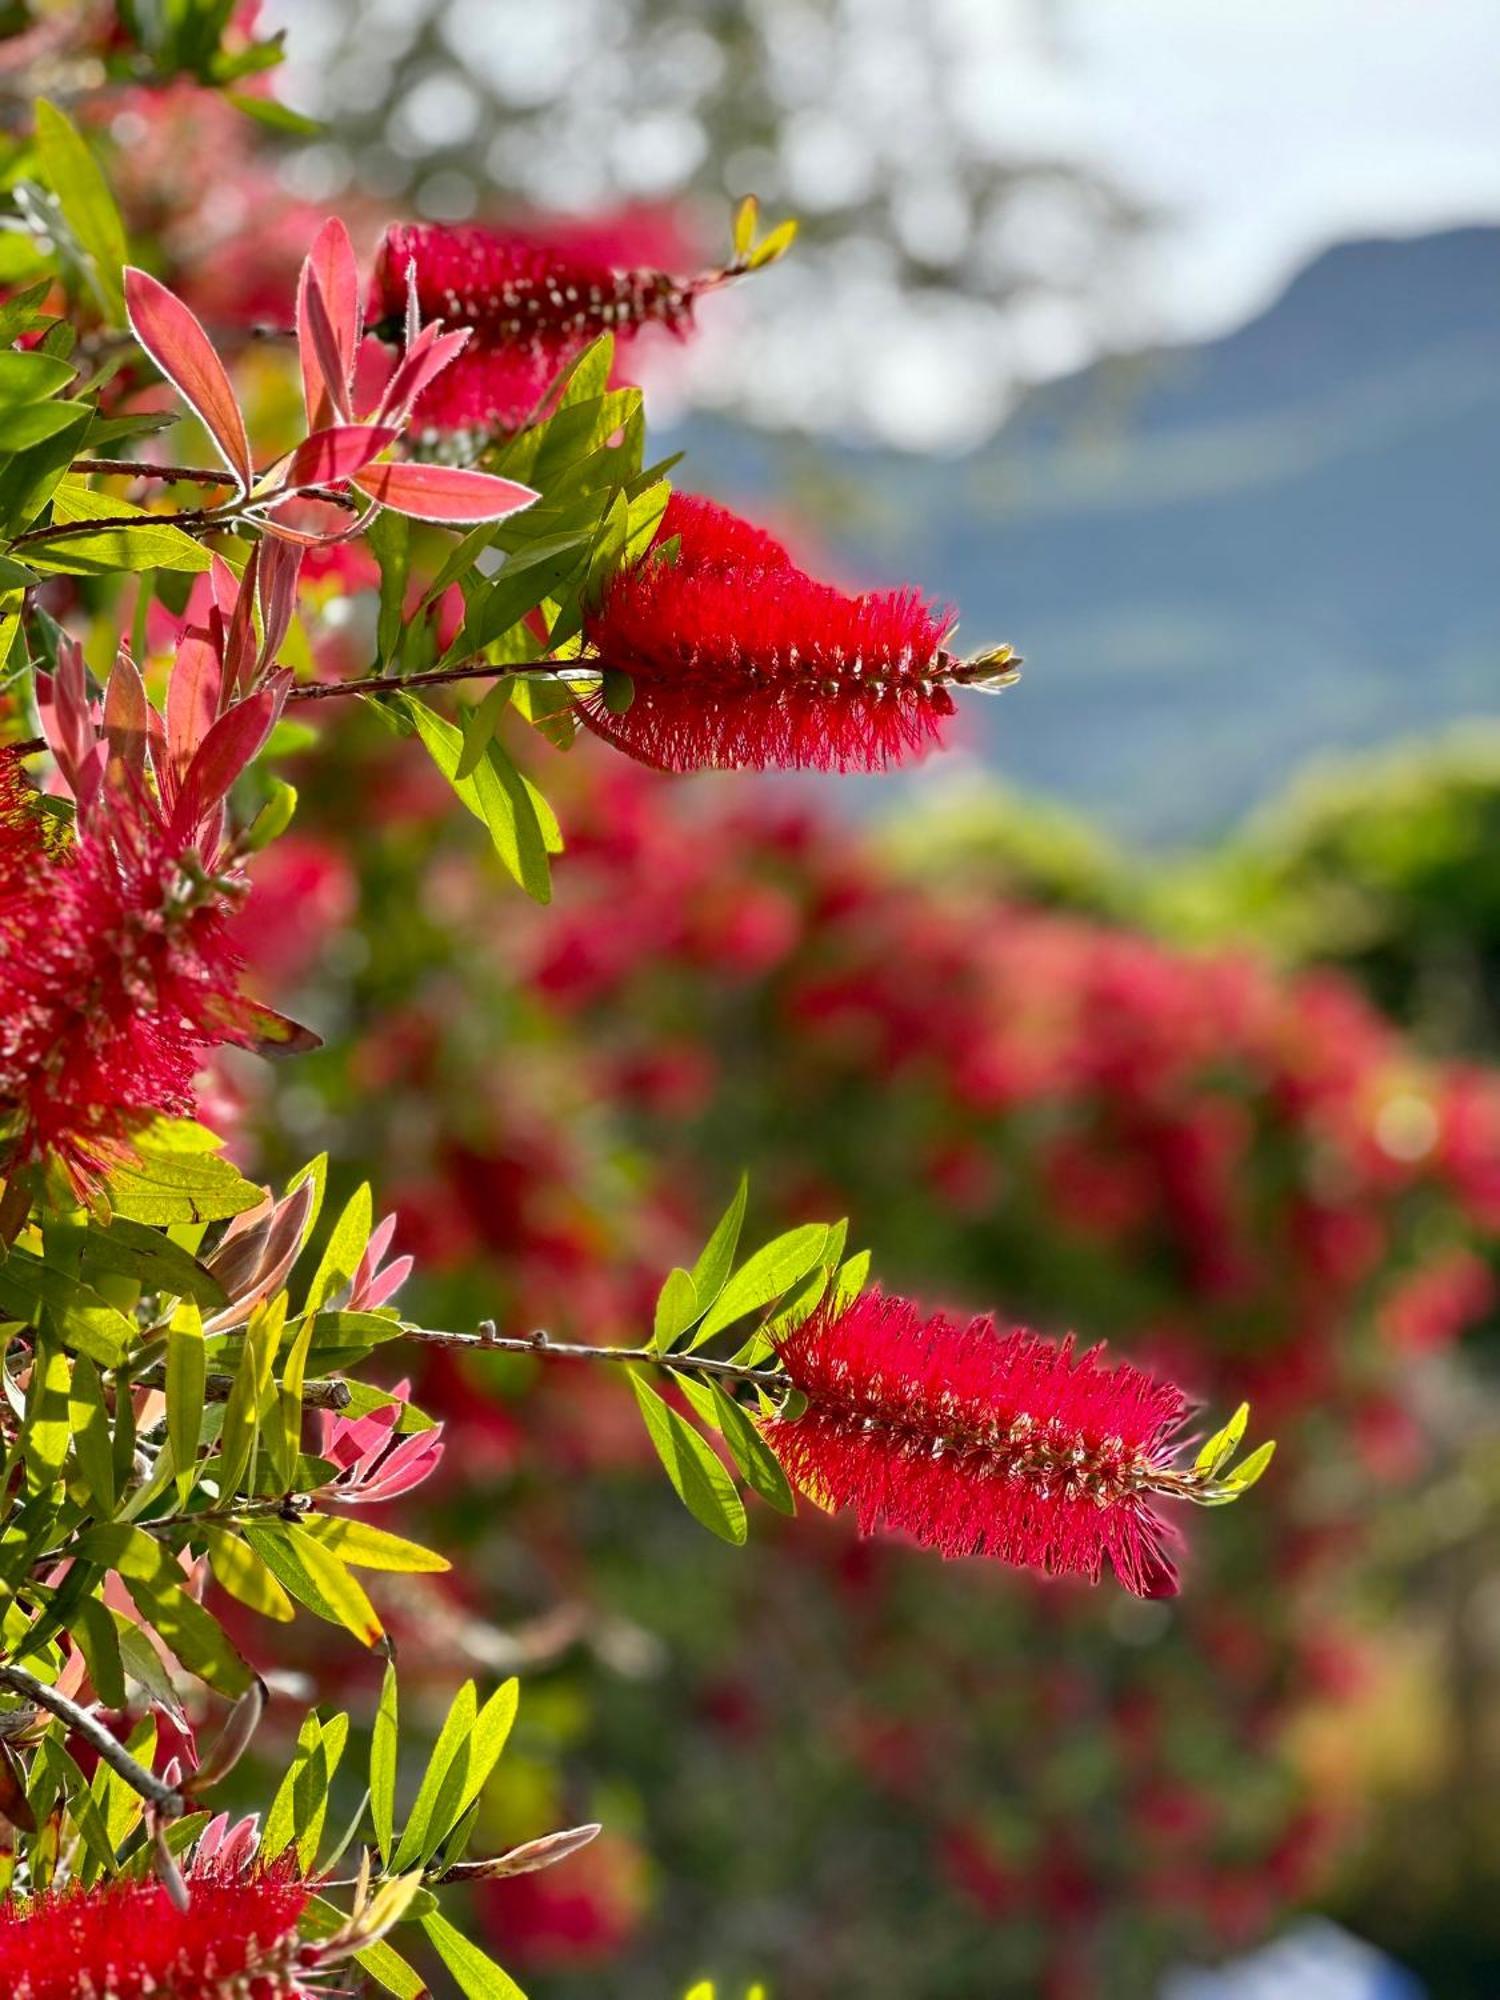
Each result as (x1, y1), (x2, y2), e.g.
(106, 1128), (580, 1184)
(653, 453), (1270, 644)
(69, 458), (239, 488)
(10, 503), (239, 549)
(286, 654), (587, 704)
(403, 1321), (785, 1391)
(0, 1662), (184, 1817)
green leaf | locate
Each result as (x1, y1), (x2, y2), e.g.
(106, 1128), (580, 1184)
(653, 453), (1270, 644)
(79, 1524), (251, 1695)
(242, 1522), (384, 1647)
(105, 1121), (262, 1225)
(28, 480), (214, 576)
(629, 1375), (747, 1545)
(300, 1515), (450, 1574)
(652, 1267), (699, 1351)
(0, 1248), (132, 1364)
(264, 1711), (336, 1868)
(226, 90), (322, 136)
(708, 1382), (795, 1515)
(201, 1524), (295, 1622)
(390, 1680), (476, 1871)
(22, 1340), (71, 1494)
(34, 100), (129, 322)
(1194, 1402), (1250, 1479)
(67, 1358), (115, 1512)
(420, 1911), (527, 2000)
(0, 350), (77, 408)
(455, 675), (514, 781)
(216, 1293), (283, 1499)
(829, 1249), (871, 1313)
(403, 1677), (519, 1873)
(688, 1176), (747, 1318)
(370, 1661), (398, 1861)
(71, 1592), (125, 1710)
(302, 1897), (427, 1999)
(166, 1299), (206, 1500)
(66, 1215), (227, 1307)
(404, 697), (553, 902)
(305, 1181), (372, 1314)
(1223, 1438), (1276, 1494)
(694, 1223), (830, 1345)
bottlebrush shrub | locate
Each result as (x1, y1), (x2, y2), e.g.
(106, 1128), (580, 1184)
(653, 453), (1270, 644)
(253, 747), (1500, 1994)
(0, 62), (1262, 2000)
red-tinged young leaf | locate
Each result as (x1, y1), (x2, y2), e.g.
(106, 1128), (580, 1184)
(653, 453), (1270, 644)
(170, 678), (288, 843)
(299, 267), (354, 428)
(283, 423), (399, 492)
(102, 650), (148, 791)
(297, 216), (362, 427)
(206, 994), (322, 1059)
(164, 631), (224, 792)
(351, 459), (538, 525)
(255, 536), (303, 667)
(123, 267), (253, 493)
(376, 322), (472, 426)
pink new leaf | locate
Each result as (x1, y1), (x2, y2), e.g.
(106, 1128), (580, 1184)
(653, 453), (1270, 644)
(297, 217), (362, 428)
(124, 266), (253, 494)
(376, 322), (472, 427)
(284, 424), (399, 492)
(102, 650), (149, 793)
(351, 459), (537, 524)
(170, 675), (288, 844)
(165, 633), (225, 797)
(255, 537), (303, 668)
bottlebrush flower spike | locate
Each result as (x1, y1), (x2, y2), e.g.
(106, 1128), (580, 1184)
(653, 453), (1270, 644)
(372, 221), (694, 434)
(0, 764), (260, 1193)
(0, 1863), (313, 2000)
(370, 200), (796, 435)
(579, 492), (996, 773)
(763, 1290), (1218, 1596)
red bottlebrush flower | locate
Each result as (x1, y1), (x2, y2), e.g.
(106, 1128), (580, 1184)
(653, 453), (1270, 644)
(0, 766), (255, 1193)
(580, 492), (960, 773)
(371, 221), (705, 434)
(763, 1291), (1191, 1595)
(0, 1865), (312, 1999)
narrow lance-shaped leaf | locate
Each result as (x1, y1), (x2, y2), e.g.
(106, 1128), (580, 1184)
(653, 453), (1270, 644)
(629, 1374), (748, 1546)
(123, 266), (253, 492)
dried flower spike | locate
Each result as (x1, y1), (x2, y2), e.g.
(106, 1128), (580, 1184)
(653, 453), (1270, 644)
(762, 1291), (1197, 1595)
(580, 493), (966, 773)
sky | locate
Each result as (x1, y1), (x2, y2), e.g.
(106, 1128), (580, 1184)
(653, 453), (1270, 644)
(1055, 0), (1500, 340)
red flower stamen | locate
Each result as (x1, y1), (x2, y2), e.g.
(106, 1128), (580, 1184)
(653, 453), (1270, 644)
(0, 752), (254, 1193)
(0, 1865), (312, 1999)
(763, 1291), (1190, 1596)
(580, 493), (958, 773)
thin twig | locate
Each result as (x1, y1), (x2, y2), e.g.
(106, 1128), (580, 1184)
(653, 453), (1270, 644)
(134, 1363), (351, 1412)
(10, 504), (236, 549)
(285, 652), (587, 704)
(70, 458), (238, 488)
(402, 1322), (784, 1391)
(0, 1662), (184, 1816)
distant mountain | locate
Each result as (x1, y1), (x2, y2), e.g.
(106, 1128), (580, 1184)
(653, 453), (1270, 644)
(666, 225), (1500, 842)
